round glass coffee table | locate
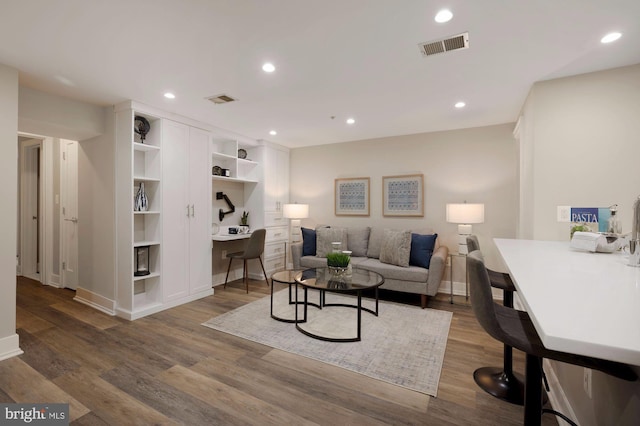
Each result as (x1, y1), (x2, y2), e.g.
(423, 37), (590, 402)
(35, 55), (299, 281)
(270, 270), (320, 323)
(294, 267), (385, 342)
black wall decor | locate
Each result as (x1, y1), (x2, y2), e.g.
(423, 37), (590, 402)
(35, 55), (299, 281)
(216, 192), (235, 221)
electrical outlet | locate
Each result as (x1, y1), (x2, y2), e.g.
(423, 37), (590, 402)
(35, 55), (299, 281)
(583, 368), (592, 398)
(221, 250), (227, 259)
(557, 206), (571, 222)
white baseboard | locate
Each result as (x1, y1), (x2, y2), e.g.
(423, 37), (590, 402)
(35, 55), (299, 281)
(0, 333), (23, 361)
(543, 359), (576, 425)
(47, 273), (60, 288)
(74, 287), (116, 316)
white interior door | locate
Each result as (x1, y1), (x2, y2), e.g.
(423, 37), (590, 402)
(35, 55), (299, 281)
(61, 139), (78, 290)
(19, 140), (42, 281)
(188, 127), (212, 294)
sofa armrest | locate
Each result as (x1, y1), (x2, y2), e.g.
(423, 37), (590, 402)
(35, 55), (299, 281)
(426, 245), (448, 295)
(291, 242), (303, 269)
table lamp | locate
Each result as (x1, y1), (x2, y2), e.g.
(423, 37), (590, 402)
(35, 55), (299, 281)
(283, 203), (309, 243)
(446, 203), (484, 254)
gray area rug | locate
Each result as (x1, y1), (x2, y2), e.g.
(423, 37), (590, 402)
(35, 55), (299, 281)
(202, 289), (452, 396)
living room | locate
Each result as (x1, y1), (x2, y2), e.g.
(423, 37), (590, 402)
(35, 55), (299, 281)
(1, 2), (640, 425)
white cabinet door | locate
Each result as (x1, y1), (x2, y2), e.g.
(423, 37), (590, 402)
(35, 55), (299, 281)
(162, 120), (190, 302)
(188, 127), (212, 294)
(264, 147), (289, 212)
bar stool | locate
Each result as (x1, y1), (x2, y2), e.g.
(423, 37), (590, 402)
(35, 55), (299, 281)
(467, 235), (525, 405)
(467, 251), (637, 425)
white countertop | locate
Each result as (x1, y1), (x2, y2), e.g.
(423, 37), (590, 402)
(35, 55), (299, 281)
(494, 238), (640, 366)
(212, 233), (252, 242)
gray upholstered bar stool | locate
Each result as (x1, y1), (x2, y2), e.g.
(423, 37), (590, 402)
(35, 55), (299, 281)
(467, 251), (637, 426)
(467, 235), (524, 405)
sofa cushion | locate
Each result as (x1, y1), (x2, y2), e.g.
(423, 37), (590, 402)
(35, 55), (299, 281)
(347, 227), (371, 257)
(316, 227), (348, 257)
(359, 258), (429, 282)
(366, 227), (385, 258)
(301, 227), (316, 256)
(410, 233), (438, 269)
(379, 229), (412, 267)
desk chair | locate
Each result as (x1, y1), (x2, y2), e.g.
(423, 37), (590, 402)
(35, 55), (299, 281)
(224, 229), (269, 293)
(467, 235), (524, 405)
(467, 251), (636, 426)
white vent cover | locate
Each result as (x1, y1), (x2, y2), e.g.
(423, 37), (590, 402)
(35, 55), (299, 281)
(419, 32), (469, 57)
(206, 94), (237, 104)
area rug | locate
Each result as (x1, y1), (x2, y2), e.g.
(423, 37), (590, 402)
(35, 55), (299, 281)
(202, 290), (452, 396)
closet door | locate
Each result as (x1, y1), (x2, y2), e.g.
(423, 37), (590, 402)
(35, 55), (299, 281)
(162, 120), (190, 302)
(188, 127), (212, 294)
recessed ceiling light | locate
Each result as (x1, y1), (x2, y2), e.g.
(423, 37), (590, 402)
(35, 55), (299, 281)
(262, 62), (276, 73)
(455, 101), (466, 108)
(269, 130), (277, 136)
(435, 9), (453, 23)
(164, 92), (175, 99)
(601, 32), (622, 44)
(346, 118), (355, 125)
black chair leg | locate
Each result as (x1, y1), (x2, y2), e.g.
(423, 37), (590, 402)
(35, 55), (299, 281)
(524, 353), (543, 426)
(258, 257), (269, 287)
(224, 258), (233, 289)
(243, 259), (248, 293)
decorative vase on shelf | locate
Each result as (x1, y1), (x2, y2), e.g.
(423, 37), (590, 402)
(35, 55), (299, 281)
(134, 182), (148, 212)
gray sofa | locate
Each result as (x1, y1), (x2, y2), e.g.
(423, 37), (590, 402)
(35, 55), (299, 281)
(291, 226), (448, 308)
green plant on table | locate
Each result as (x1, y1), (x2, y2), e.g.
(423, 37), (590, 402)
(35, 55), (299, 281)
(326, 252), (350, 268)
(240, 211), (249, 226)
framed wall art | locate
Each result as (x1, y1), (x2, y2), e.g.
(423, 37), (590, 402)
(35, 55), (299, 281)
(335, 177), (370, 216)
(382, 174), (424, 217)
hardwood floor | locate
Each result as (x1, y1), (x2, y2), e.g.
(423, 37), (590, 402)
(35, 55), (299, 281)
(2, 276), (559, 425)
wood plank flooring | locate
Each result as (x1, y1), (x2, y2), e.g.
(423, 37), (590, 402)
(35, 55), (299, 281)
(2, 276), (559, 425)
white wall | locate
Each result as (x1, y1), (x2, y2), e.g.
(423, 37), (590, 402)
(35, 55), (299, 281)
(289, 123), (518, 283)
(0, 64), (21, 360)
(78, 107), (115, 301)
(520, 63), (640, 425)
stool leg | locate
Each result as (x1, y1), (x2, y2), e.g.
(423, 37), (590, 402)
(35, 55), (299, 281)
(524, 353), (543, 426)
(473, 289), (526, 405)
(224, 258), (233, 289)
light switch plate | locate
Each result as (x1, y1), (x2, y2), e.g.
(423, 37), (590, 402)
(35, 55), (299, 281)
(557, 206), (571, 222)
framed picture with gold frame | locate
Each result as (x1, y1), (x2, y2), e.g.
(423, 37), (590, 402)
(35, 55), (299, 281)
(335, 177), (370, 216)
(382, 174), (424, 217)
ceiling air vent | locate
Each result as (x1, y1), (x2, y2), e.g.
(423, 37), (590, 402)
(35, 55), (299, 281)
(419, 32), (469, 57)
(206, 94), (237, 104)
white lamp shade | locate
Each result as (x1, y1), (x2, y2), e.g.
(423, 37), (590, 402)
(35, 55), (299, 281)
(283, 203), (309, 219)
(446, 203), (485, 224)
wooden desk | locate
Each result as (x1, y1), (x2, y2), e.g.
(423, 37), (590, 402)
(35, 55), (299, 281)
(494, 238), (640, 366)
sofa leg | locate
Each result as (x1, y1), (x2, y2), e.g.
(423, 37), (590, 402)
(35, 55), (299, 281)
(421, 294), (428, 309)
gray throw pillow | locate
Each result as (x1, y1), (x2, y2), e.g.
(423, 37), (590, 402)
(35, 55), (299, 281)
(379, 229), (412, 267)
(347, 227), (371, 257)
(366, 227), (385, 258)
(316, 227), (348, 257)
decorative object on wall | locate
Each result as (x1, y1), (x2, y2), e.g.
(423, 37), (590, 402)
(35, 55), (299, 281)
(238, 148), (247, 159)
(216, 191), (235, 221)
(134, 115), (150, 143)
(446, 202), (484, 254)
(134, 246), (150, 276)
(335, 177), (370, 216)
(212, 165), (222, 176)
(134, 182), (148, 212)
(382, 174), (424, 217)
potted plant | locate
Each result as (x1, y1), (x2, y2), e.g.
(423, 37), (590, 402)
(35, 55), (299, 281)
(326, 252), (351, 276)
(239, 211), (250, 233)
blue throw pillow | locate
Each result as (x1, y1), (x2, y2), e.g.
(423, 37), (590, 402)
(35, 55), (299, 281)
(302, 227), (316, 256)
(410, 233), (438, 268)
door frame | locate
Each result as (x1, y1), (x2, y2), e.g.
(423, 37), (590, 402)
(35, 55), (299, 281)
(18, 133), (56, 286)
(60, 139), (78, 290)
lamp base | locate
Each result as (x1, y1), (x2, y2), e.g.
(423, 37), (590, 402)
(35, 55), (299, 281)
(457, 224), (473, 255)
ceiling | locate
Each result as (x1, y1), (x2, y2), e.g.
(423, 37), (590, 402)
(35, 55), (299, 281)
(1, 1), (639, 148)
